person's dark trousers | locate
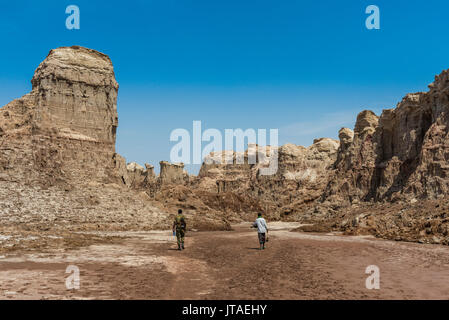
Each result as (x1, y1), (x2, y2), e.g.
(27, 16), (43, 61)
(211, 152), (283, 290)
(258, 232), (266, 249)
(176, 228), (185, 250)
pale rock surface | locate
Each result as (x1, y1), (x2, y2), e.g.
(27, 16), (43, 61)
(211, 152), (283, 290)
(0, 46), (232, 237)
(0, 46), (120, 186)
(4, 46), (449, 247)
(196, 139), (339, 217)
(323, 69), (449, 205)
(159, 161), (186, 185)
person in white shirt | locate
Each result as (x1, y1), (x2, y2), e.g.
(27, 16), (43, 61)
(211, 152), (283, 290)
(252, 213), (268, 250)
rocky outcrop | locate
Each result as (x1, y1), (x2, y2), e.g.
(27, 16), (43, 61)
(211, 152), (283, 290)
(0, 46), (280, 238)
(369, 93), (432, 201)
(322, 110), (379, 205)
(189, 67), (449, 244)
(0, 46), (120, 186)
(0, 46), (186, 237)
(323, 69), (449, 206)
(31, 46), (119, 145)
(274, 138), (340, 215)
(292, 69), (449, 244)
(196, 139), (340, 217)
(125, 162), (146, 188)
(145, 163), (155, 178)
(5, 45), (449, 245)
(0, 47), (227, 235)
(159, 161), (188, 185)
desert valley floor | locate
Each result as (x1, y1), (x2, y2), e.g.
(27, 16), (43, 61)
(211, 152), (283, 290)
(1, 222), (449, 300)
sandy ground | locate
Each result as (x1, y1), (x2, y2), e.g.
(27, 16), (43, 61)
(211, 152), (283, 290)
(1, 222), (449, 299)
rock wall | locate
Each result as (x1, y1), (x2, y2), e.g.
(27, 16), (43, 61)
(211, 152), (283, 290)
(196, 139), (340, 216)
(322, 110), (379, 204)
(323, 69), (449, 205)
(0, 46), (183, 236)
(190, 68), (449, 229)
(0, 46), (236, 234)
(4, 45), (449, 240)
(0, 46), (120, 186)
(31, 46), (119, 145)
(159, 161), (187, 185)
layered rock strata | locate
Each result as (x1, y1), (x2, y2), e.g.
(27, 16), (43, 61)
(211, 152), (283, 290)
(0, 46), (119, 186)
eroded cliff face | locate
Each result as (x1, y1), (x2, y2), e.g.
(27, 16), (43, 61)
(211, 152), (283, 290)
(0, 46), (119, 186)
(0, 46), (236, 234)
(322, 110), (379, 205)
(323, 69), (449, 206)
(4, 45), (449, 245)
(290, 69), (449, 244)
(0, 46), (193, 236)
(187, 67), (449, 244)
(403, 71), (449, 199)
(31, 46), (119, 144)
(196, 139), (340, 217)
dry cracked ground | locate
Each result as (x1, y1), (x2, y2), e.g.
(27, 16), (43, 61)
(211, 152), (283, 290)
(1, 222), (449, 300)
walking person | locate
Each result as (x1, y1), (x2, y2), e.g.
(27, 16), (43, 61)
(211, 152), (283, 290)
(252, 213), (268, 250)
(173, 209), (187, 250)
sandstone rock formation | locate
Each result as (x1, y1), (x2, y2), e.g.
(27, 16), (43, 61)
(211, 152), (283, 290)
(323, 69), (449, 205)
(0, 46), (230, 239)
(126, 162), (146, 188)
(159, 161), (188, 185)
(31, 46), (119, 145)
(189, 68), (449, 244)
(3, 45), (449, 247)
(196, 139), (340, 218)
(0, 46), (119, 186)
(290, 69), (449, 244)
(322, 110), (379, 205)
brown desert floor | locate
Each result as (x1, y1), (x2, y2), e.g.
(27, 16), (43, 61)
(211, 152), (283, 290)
(1, 222), (449, 299)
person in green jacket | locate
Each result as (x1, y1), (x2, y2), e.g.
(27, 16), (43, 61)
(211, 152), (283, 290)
(173, 209), (187, 250)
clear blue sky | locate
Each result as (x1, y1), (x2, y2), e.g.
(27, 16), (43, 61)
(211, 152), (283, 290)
(1, 0), (449, 173)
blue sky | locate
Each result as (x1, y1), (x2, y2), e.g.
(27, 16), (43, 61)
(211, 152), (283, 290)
(1, 0), (449, 173)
